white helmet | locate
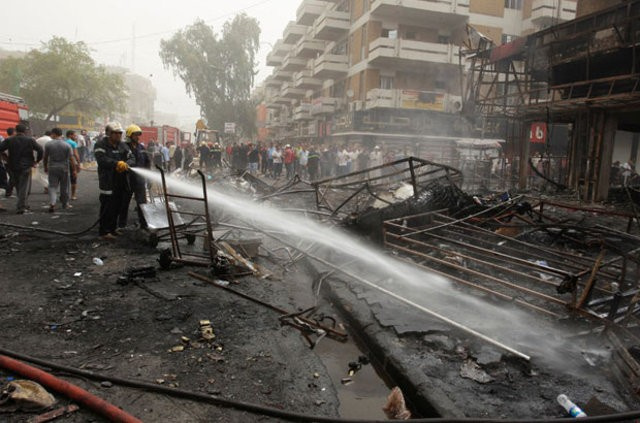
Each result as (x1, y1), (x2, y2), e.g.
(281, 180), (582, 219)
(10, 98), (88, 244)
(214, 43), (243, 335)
(106, 121), (124, 134)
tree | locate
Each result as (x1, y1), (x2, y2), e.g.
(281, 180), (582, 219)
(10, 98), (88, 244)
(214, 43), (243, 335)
(160, 14), (260, 136)
(0, 37), (127, 121)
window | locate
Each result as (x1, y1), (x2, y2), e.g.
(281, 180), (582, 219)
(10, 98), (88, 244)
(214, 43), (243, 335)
(388, 29), (398, 39)
(435, 80), (446, 91)
(501, 34), (519, 44)
(438, 35), (450, 44)
(405, 31), (416, 40)
(380, 76), (394, 90)
(504, 0), (522, 10)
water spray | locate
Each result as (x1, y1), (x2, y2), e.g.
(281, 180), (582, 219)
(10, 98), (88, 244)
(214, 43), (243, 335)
(131, 168), (593, 365)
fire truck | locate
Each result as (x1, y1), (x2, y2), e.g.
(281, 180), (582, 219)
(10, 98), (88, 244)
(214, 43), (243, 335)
(0, 92), (29, 138)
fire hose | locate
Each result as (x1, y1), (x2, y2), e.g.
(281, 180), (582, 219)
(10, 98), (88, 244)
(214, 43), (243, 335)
(0, 354), (142, 423)
(1, 347), (640, 422)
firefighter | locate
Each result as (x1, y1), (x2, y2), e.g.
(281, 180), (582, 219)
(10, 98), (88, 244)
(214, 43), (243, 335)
(119, 124), (150, 230)
(211, 142), (222, 168)
(94, 122), (135, 241)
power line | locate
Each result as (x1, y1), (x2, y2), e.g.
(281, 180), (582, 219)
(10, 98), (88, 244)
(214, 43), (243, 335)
(0, 0), (274, 50)
(85, 0), (274, 46)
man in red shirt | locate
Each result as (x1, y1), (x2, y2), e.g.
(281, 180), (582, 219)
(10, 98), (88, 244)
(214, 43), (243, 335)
(283, 144), (295, 179)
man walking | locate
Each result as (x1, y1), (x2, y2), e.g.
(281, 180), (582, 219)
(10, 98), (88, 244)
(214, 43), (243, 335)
(43, 128), (72, 212)
(0, 124), (43, 214)
(94, 122), (135, 241)
(65, 130), (81, 200)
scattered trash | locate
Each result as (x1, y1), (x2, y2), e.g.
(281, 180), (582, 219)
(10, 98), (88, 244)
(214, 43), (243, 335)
(347, 356), (370, 376)
(199, 320), (216, 341)
(92, 258), (104, 266)
(557, 394), (587, 417)
(382, 387), (411, 420)
(100, 381), (113, 388)
(460, 359), (493, 384)
(213, 279), (229, 287)
(0, 380), (56, 411)
(73, 272), (82, 277)
(340, 377), (353, 385)
(31, 221), (39, 226)
(312, 372), (320, 379)
(170, 345), (184, 353)
(29, 404), (79, 423)
(117, 266), (157, 285)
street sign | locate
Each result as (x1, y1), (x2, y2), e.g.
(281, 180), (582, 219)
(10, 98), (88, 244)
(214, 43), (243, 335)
(224, 122), (236, 134)
(530, 122), (547, 144)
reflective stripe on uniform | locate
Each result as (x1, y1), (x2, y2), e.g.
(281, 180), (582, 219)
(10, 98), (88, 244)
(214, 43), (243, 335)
(99, 190), (113, 195)
(94, 148), (106, 154)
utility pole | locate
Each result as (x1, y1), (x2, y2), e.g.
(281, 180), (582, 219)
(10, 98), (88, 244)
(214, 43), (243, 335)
(131, 23), (136, 72)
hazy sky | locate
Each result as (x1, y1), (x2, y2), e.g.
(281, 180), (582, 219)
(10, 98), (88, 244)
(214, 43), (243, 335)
(0, 0), (300, 128)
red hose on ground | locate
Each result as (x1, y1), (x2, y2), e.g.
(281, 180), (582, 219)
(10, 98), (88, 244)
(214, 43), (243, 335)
(0, 354), (142, 423)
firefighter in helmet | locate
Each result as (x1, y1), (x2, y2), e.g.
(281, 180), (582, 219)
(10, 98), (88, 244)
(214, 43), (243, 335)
(118, 124), (150, 230)
(93, 121), (135, 240)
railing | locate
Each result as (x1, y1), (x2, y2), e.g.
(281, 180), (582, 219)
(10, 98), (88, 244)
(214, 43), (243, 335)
(369, 37), (459, 65)
(313, 8), (350, 39)
(313, 53), (349, 76)
(531, 0), (576, 23)
(371, 0), (469, 15)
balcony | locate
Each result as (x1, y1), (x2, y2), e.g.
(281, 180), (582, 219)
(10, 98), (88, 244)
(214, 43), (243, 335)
(281, 81), (307, 99)
(294, 70), (323, 89)
(282, 54), (309, 72)
(293, 103), (312, 121)
(274, 96), (292, 106)
(266, 51), (284, 67)
(365, 89), (462, 112)
(297, 0), (327, 25)
(295, 37), (326, 59)
(368, 38), (459, 68)
(274, 69), (294, 81)
(530, 0), (576, 27)
(283, 22), (307, 44)
(370, 0), (468, 26)
(313, 9), (350, 41)
(269, 40), (292, 58)
(310, 97), (341, 115)
(313, 53), (348, 79)
(264, 76), (282, 88)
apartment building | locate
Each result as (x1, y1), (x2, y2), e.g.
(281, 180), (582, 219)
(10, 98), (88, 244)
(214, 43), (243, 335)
(257, 0), (576, 153)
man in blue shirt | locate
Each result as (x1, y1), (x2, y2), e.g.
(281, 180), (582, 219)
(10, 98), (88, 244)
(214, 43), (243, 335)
(65, 130), (81, 200)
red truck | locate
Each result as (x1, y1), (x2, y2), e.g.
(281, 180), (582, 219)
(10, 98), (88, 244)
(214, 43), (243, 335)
(0, 92), (29, 138)
(137, 125), (181, 147)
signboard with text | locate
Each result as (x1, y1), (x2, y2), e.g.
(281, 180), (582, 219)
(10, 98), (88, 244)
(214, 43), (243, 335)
(224, 122), (236, 134)
(530, 122), (547, 144)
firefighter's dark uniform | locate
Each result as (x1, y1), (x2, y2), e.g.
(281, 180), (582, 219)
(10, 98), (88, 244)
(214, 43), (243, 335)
(119, 140), (150, 229)
(94, 137), (135, 236)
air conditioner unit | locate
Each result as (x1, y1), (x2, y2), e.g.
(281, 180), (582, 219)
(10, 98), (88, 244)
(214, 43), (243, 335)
(445, 96), (463, 113)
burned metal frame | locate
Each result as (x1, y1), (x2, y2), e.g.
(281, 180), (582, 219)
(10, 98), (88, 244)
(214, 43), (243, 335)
(383, 207), (640, 329)
(158, 167), (216, 267)
(464, 0), (640, 198)
(309, 157), (462, 217)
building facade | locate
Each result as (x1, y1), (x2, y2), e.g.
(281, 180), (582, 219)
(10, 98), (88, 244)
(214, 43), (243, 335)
(257, 0), (576, 156)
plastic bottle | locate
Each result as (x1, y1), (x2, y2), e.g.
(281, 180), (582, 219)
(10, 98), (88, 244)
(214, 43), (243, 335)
(92, 257), (104, 266)
(557, 394), (587, 418)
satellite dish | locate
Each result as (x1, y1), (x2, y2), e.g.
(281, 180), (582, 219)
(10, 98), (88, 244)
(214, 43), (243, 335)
(346, 89), (354, 98)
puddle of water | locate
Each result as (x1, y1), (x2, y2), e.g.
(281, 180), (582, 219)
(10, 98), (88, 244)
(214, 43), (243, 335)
(314, 337), (389, 420)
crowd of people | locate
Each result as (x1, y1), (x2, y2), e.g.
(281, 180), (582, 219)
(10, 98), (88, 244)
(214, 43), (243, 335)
(222, 142), (387, 181)
(0, 125), (94, 214)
